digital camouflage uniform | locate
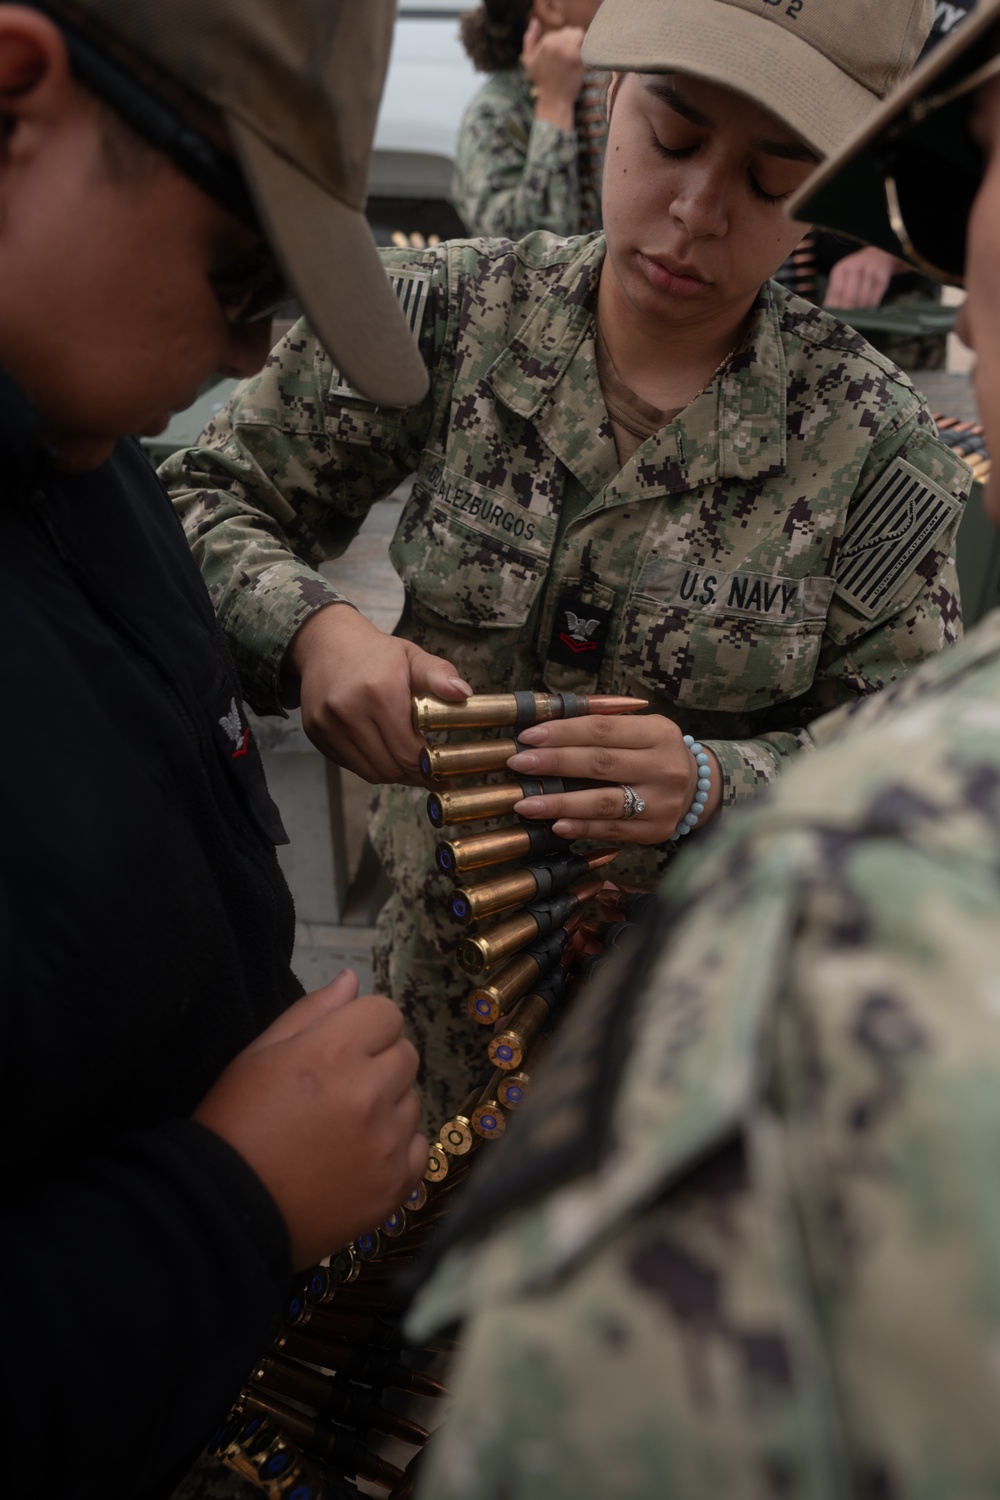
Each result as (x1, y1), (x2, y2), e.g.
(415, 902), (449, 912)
(452, 67), (605, 238)
(162, 232), (968, 1119)
(408, 608), (1000, 1499)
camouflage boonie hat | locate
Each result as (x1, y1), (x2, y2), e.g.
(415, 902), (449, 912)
(32, 0), (429, 409)
(583, 0), (934, 157)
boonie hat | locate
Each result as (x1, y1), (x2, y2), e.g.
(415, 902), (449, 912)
(583, 0), (934, 159)
(790, 0), (1000, 285)
(36, 0), (429, 408)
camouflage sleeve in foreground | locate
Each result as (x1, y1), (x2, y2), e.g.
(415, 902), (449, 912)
(451, 69), (581, 239)
(702, 406), (967, 809)
(159, 249), (452, 713)
(410, 617), (1000, 1499)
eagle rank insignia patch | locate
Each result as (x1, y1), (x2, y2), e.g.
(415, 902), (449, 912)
(547, 589), (612, 670)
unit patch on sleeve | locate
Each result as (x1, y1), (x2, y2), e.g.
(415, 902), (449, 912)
(329, 271), (430, 400)
(835, 458), (960, 619)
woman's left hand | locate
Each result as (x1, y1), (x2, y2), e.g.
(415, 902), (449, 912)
(507, 713), (722, 846)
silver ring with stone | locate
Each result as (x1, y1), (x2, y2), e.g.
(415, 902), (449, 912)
(621, 784), (645, 820)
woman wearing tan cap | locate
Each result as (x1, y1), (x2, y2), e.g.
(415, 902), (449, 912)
(165, 0), (967, 1122)
(407, 7), (1000, 1497)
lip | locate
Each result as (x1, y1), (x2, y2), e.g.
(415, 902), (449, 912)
(639, 252), (710, 297)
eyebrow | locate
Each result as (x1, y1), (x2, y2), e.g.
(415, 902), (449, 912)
(642, 78), (820, 163)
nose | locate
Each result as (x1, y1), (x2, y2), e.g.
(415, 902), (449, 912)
(669, 164), (729, 240)
(222, 318), (275, 379)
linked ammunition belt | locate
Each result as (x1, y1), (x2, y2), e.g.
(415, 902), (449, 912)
(210, 690), (654, 1499)
(931, 412), (990, 487)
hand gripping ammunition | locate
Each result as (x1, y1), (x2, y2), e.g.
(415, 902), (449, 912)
(413, 691), (647, 733)
(465, 922), (577, 1025)
(436, 821), (571, 876)
(458, 878), (602, 975)
(488, 968), (566, 1070)
(427, 774), (600, 829)
(420, 738), (518, 781)
(450, 847), (619, 923)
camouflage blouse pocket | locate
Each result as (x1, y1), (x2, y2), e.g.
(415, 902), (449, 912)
(389, 485), (549, 631)
(621, 559), (834, 712)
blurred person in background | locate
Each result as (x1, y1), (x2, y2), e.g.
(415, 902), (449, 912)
(775, 0), (978, 370)
(0, 2), (433, 1495)
(407, 6), (1000, 1495)
(453, 0), (606, 237)
(164, 0), (967, 1126)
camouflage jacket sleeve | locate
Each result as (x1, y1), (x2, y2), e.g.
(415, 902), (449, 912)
(160, 250), (454, 713)
(703, 406), (968, 810)
(451, 69), (581, 239)
(408, 638), (1000, 1496)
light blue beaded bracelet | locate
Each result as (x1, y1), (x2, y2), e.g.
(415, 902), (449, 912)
(671, 735), (711, 840)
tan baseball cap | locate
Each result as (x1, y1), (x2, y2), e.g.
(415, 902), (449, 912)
(790, 0), (1000, 283)
(40, 0), (429, 408)
(583, 0), (934, 158)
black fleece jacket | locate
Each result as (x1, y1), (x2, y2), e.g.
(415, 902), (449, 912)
(0, 368), (302, 1497)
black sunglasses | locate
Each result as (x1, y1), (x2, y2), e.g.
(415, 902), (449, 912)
(61, 20), (291, 324)
(881, 53), (1000, 288)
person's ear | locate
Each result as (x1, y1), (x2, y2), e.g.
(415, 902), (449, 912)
(0, 9), (75, 166)
(606, 71), (622, 122)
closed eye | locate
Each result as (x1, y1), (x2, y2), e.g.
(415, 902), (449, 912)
(651, 134), (697, 161)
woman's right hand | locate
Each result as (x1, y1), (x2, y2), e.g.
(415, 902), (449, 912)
(522, 17), (587, 132)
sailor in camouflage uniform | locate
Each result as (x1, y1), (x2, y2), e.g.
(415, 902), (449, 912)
(453, 0), (606, 239)
(164, 0), (961, 1121)
(405, 5), (1000, 1496)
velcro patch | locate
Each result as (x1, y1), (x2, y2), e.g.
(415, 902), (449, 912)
(835, 459), (959, 619)
(547, 589), (612, 670)
(329, 270), (430, 401)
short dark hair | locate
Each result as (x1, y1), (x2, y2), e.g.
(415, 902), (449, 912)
(460, 0), (534, 73)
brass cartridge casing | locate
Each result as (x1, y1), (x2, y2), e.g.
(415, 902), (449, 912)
(497, 1069), (530, 1108)
(488, 990), (551, 1070)
(451, 867), (538, 923)
(423, 1141), (451, 1183)
(427, 782), (524, 827)
(437, 825), (569, 875)
(404, 1180), (429, 1213)
(382, 1207), (409, 1238)
(466, 950), (543, 1024)
(459, 910), (539, 974)
(472, 1093), (508, 1140)
(441, 1080), (494, 1156)
(421, 738), (517, 780)
(354, 1227), (383, 1261)
(413, 691), (648, 732)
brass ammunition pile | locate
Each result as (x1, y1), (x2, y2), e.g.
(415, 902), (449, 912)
(210, 692), (657, 1500)
(932, 412), (991, 487)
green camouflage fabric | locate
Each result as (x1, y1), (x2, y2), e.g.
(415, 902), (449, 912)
(408, 607), (1000, 1500)
(162, 231), (968, 1117)
(452, 67), (605, 238)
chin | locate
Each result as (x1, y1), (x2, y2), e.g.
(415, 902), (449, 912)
(49, 434), (119, 474)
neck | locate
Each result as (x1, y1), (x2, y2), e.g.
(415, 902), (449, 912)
(595, 262), (756, 412)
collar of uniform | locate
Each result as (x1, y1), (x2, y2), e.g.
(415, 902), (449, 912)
(0, 363), (51, 500)
(488, 234), (606, 423)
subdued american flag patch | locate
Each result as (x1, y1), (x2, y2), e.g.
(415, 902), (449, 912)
(835, 459), (959, 619)
(329, 271), (430, 401)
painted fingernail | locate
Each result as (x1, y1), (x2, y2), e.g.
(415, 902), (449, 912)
(449, 676), (473, 694)
(507, 751), (539, 770)
(512, 797), (546, 816)
(516, 725), (547, 744)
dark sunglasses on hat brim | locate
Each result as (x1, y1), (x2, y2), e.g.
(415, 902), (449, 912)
(60, 16), (292, 324)
(879, 51), (1000, 288)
